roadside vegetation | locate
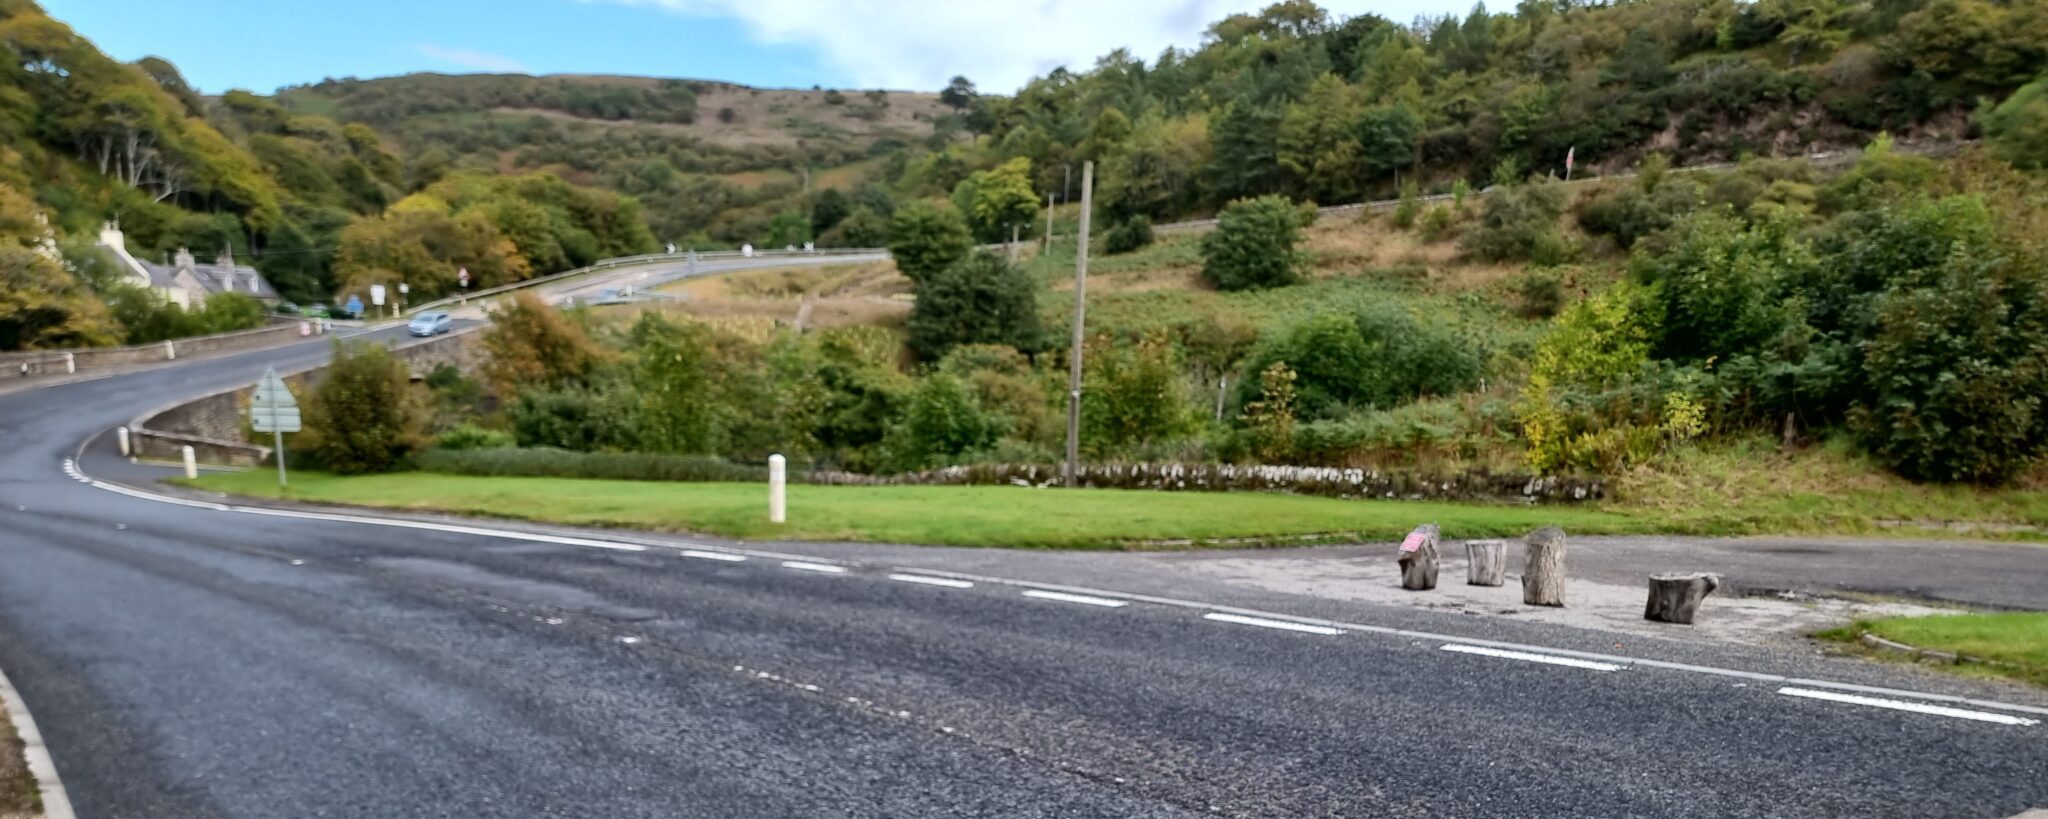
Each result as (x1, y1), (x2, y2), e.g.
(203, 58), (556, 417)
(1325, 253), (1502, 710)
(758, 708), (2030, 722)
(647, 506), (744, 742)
(1821, 613), (2048, 689)
(0, 705), (35, 819)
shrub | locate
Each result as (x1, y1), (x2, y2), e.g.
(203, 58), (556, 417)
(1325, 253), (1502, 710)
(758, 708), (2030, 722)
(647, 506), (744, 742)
(906, 251), (1044, 360)
(1418, 204), (1456, 241)
(1630, 209), (1808, 362)
(887, 201), (973, 286)
(1512, 269), (1566, 319)
(302, 342), (419, 474)
(1103, 215), (1155, 254)
(1977, 75), (2048, 171)
(1082, 331), (1195, 455)
(1200, 195), (1308, 291)
(1461, 179), (1568, 263)
(882, 373), (1004, 471)
(508, 386), (636, 451)
(1390, 181), (1421, 228)
(1238, 306), (1482, 420)
(481, 291), (607, 399)
(417, 447), (764, 482)
(435, 423), (515, 451)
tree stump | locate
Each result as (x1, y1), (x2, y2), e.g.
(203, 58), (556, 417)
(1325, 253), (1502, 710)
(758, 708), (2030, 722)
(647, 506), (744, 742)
(1645, 573), (1721, 624)
(1397, 524), (1440, 591)
(1521, 526), (1567, 607)
(1466, 540), (1506, 586)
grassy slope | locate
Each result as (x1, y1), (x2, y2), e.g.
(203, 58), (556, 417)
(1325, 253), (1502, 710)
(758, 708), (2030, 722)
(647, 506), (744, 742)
(187, 470), (1639, 549)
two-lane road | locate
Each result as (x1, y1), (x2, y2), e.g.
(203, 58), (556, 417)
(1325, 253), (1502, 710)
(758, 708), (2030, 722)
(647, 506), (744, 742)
(2, 270), (2044, 816)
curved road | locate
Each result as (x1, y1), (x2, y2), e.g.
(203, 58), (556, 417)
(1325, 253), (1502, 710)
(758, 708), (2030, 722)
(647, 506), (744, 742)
(2, 260), (2045, 818)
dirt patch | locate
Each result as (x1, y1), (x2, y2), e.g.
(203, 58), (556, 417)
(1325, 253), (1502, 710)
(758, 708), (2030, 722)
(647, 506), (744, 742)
(1160, 547), (1949, 648)
(0, 707), (36, 819)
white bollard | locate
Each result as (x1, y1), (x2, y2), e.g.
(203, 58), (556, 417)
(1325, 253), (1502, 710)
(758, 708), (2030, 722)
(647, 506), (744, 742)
(116, 427), (131, 457)
(64, 352), (75, 373)
(164, 340), (176, 360)
(181, 445), (197, 480)
(768, 454), (787, 524)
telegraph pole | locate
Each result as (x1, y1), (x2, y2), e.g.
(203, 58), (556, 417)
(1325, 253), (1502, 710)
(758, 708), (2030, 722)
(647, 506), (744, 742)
(1062, 161), (1094, 488)
(1043, 192), (1054, 252)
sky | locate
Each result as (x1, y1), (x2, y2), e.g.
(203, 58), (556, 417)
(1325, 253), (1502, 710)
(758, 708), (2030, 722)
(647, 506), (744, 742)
(41, 0), (1478, 95)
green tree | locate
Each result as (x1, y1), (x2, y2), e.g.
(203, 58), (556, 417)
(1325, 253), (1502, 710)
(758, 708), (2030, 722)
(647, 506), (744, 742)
(951, 157), (1038, 243)
(1082, 331), (1195, 454)
(1277, 75), (1365, 203)
(906, 251), (1045, 360)
(1207, 98), (1287, 201)
(883, 373), (1003, 470)
(302, 342), (418, 474)
(0, 246), (121, 350)
(1631, 210), (1808, 361)
(1200, 195), (1308, 291)
(765, 209), (812, 247)
(1354, 103), (1420, 180)
(940, 76), (978, 110)
(822, 205), (891, 248)
(1978, 75), (2048, 171)
(810, 188), (851, 234)
(887, 201), (973, 286)
(480, 291), (607, 398)
(627, 313), (723, 455)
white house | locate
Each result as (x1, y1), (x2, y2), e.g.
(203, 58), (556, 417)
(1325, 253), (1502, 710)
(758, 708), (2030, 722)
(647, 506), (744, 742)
(95, 221), (281, 309)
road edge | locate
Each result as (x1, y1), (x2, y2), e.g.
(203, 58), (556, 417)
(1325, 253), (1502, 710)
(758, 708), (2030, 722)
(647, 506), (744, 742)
(0, 659), (75, 819)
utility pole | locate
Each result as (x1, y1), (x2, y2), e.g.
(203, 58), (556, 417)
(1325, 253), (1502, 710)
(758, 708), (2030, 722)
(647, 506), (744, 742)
(1063, 164), (1072, 204)
(1008, 223), (1020, 263)
(1062, 161), (1094, 489)
(1043, 193), (1055, 252)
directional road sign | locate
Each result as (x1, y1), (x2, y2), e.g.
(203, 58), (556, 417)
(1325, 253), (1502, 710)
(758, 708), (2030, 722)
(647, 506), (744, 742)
(249, 367), (301, 434)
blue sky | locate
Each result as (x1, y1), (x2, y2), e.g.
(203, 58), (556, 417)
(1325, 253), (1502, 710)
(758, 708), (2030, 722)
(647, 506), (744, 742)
(42, 0), (1476, 95)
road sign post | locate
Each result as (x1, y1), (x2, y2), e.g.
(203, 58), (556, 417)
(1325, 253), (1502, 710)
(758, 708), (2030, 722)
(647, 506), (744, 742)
(249, 367), (302, 488)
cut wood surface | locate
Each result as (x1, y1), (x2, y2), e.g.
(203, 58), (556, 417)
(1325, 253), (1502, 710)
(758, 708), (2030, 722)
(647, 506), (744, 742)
(1398, 524), (1440, 591)
(1466, 539), (1506, 586)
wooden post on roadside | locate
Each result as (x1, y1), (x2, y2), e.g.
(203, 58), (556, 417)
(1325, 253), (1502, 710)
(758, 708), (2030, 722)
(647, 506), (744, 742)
(1522, 526), (1568, 606)
(1645, 573), (1720, 624)
(1398, 524), (1440, 591)
(1466, 540), (1506, 586)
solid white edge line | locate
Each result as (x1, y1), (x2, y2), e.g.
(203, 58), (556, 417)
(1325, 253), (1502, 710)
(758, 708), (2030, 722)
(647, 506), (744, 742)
(1022, 590), (1129, 608)
(1441, 643), (1624, 671)
(1204, 612), (1344, 635)
(679, 550), (747, 562)
(886, 573), (974, 589)
(0, 655), (76, 819)
(781, 561), (848, 574)
(1778, 687), (2039, 726)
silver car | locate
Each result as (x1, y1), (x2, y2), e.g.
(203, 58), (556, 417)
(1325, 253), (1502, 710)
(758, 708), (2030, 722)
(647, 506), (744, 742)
(407, 312), (452, 336)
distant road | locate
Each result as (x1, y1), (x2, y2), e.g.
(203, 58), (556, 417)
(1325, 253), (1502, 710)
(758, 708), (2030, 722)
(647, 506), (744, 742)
(0, 254), (2042, 818)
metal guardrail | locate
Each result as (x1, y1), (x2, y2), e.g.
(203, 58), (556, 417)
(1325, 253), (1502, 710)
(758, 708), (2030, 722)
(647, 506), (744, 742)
(404, 247), (889, 315)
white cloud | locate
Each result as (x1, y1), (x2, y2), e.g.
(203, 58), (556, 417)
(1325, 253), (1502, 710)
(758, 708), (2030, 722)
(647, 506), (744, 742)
(587, 0), (1471, 92)
(414, 44), (532, 74)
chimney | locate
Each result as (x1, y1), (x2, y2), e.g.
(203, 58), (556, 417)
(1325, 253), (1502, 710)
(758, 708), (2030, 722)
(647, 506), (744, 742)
(98, 220), (125, 250)
(215, 246), (235, 270)
(174, 247), (195, 271)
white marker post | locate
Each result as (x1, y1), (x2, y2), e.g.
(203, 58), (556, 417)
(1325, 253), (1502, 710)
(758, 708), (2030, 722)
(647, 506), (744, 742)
(116, 426), (130, 457)
(64, 352), (75, 373)
(181, 446), (197, 480)
(768, 454), (787, 524)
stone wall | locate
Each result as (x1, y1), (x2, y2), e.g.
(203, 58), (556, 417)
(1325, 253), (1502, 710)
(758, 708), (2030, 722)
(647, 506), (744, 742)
(0, 318), (314, 382)
(128, 327), (484, 467)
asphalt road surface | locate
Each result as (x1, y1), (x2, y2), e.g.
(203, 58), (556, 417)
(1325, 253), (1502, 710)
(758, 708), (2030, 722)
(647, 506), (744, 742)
(2, 276), (2045, 817)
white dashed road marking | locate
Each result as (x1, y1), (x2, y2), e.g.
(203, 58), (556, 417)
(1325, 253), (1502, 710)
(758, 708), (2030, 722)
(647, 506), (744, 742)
(680, 550), (747, 562)
(1778, 687), (2040, 726)
(1021, 590), (1129, 608)
(1441, 643), (1624, 672)
(887, 573), (974, 589)
(781, 561), (848, 574)
(1202, 612), (1344, 635)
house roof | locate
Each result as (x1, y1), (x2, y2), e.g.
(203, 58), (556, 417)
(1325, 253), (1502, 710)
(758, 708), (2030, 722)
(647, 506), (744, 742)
(137, 259), (281, 301)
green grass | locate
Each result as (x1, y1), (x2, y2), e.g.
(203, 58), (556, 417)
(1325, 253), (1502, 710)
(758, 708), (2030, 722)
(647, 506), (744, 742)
(0, 707), (36, 817)
(1821, 613), (2048, 688)
(184, 470), (1641, 549)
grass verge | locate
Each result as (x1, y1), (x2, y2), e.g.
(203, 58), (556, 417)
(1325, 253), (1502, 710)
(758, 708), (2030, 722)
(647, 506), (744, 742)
(0, 706), (37, 819)
(183, 470), (1643, 550)
(1818, 612), (2048, 688)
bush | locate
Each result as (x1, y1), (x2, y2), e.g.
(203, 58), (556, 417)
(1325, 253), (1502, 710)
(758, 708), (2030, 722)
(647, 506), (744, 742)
(906, 251), (1044, 360)
(1512, 269), (1566, 319)
(1200, 195), (1308, 291)
(1103, 215), (1154, 254)
(887, 201), (973, 286)
(1418, 204), (1456, 241)
(1390, 182), (1421, 228)
(481, 291), (607, 399)
(435, 423), (515, 451)
(882, 373), (1004, 471)
(416, 447), (765, 482)
(1977, 75), (2048, 171)
(1461, 179), (1568, 263)
(1082, 331), (1195, 455)
(509, 386), (636, 451)
(1630, 209), (1807, 362)
(1238, 306), (1482, 421)
(302, 342), (419, 474)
